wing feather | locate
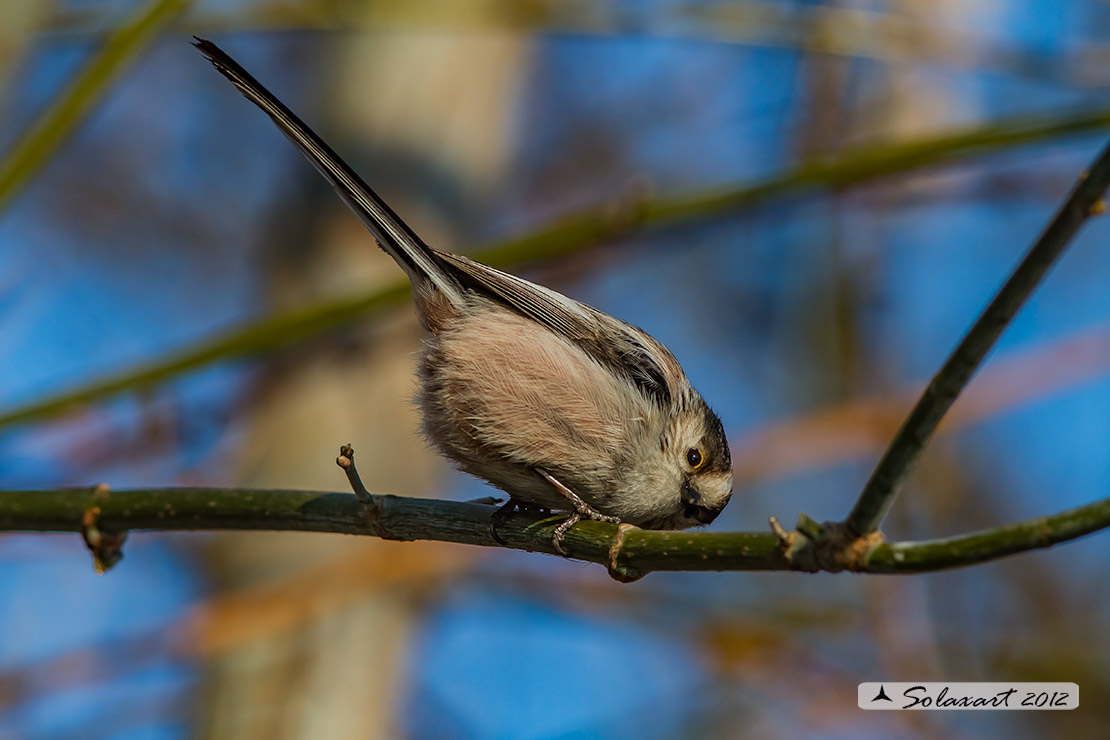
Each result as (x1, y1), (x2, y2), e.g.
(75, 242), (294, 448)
(433, 249), (683, 405)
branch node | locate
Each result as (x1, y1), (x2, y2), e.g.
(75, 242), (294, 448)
(832, 525), (886, 571)
(1090, 199), (1107, 216)
(774, 515), (885, 573)
(81, 487), (127, 574)
(335, 444), (392, 540)
(607, 522), (646, 583)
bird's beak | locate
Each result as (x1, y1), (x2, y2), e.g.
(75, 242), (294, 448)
(681, 480), (722, 525)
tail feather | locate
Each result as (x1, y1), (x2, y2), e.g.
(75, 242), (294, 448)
(193, 38), (456, 298)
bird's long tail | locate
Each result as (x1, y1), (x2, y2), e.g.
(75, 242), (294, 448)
(193, 37), (457, 298)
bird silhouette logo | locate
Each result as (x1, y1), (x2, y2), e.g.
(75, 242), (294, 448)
(872, 685), (893, 702)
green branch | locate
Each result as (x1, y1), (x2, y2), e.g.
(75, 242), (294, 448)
(1, 485), (1106, 580)
(864, 497), (1110, 573)
(846, 137), (1110, 535)
(4, 107), (1110, 431)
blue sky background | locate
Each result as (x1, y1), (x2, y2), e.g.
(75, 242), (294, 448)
(1, 1), (1109, 738)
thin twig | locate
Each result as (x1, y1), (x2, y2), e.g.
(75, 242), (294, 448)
(335, 444), (373, 505)
(0, 487), (1106, 579)
(335, 444), (390, 539)
(845, 138), (1110, 535)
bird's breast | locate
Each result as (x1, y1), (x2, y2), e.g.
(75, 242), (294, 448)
(417, 303), (658, 509)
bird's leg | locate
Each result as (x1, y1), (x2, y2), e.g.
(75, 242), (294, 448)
(538, 469), (620, 522)
(537, 469), (620, 556)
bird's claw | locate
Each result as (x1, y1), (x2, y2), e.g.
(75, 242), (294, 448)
(550, 500), (620, 557)
(488, 498), (517, 546)
(536, 469), (624, 557)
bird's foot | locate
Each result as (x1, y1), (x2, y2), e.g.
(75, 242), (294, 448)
(537, 469), (620, 556)
(488, 497), (552, 546)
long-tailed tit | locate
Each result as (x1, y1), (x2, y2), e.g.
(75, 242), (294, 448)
(194, 39), (733, 554)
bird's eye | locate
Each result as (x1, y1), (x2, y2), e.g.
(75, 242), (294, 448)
(686, 448), (704, 469)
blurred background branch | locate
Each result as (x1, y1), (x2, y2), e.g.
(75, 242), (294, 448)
(36, 1), (1110, 89)
(0, 0), (188, 216)
(2, 106), (1110, 431)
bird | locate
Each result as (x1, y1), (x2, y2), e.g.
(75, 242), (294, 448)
(193, 38), (733, 554)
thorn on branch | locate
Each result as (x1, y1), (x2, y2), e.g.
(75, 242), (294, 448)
(81, 483), (127, 574)
(769, 516), (793, 545)
(335, 444), (391, 539)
